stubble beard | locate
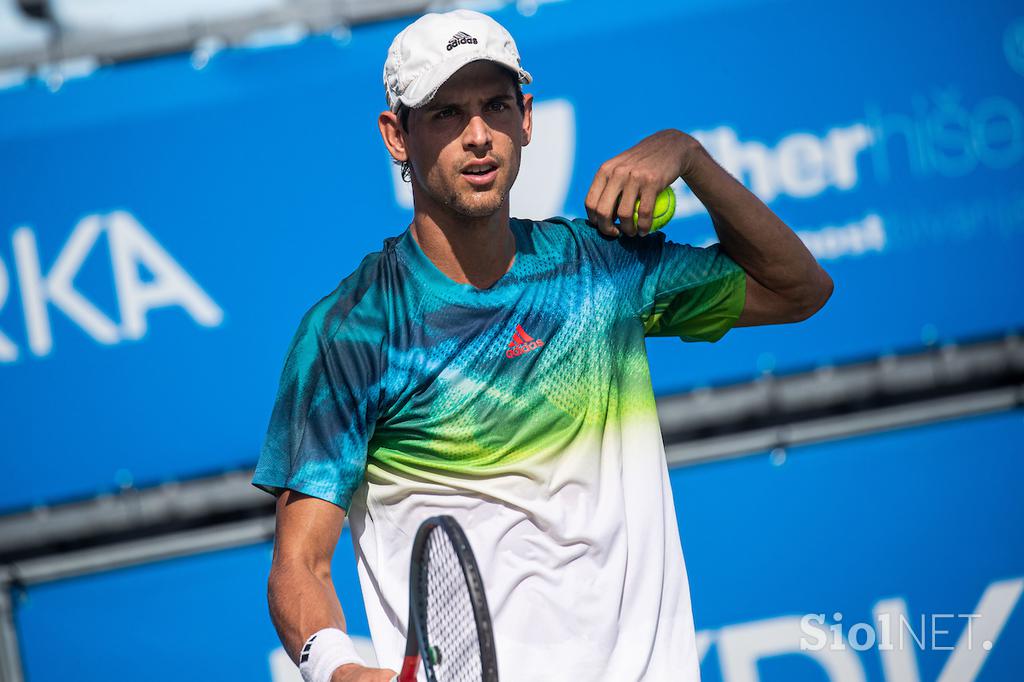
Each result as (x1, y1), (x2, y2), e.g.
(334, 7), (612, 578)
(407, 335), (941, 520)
(445, 182), (507, 218)
(418, 161), (514, 221)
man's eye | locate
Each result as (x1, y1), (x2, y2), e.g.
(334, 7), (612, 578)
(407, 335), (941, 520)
(436, 108), (455, 119)
(489, 101), (508, 111)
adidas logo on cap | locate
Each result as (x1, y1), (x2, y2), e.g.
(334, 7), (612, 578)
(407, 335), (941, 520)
(446, 31), (479, 51)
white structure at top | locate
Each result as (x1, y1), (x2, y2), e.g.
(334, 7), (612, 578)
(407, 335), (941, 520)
(49, 0), (288, 34)
(0, 0), (50, 59)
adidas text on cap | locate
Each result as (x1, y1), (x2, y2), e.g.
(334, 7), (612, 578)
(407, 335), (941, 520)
(383, 9), (532, 113)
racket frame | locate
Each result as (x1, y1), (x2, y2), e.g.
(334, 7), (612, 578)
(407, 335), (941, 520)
(396, 515), (498, 682)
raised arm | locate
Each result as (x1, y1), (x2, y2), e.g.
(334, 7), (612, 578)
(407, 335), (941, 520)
(677, 132), (833, 327)
(584, 128), (833, 328)
(269, 490), (395, 682)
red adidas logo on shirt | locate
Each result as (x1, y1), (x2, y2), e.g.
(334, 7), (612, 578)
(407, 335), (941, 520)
(506, 323), (544, 359)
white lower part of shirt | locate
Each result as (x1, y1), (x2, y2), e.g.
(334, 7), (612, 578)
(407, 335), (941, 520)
(347, 419), (701, 682)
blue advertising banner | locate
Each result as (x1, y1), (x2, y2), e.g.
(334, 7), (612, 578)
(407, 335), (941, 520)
(1, 0), (1022, 508)
(677, 410), (1024, 682)
(13, 410), (1024, 680)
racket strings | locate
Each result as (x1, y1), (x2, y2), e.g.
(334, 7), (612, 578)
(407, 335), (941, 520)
(423, 528), (484, 682)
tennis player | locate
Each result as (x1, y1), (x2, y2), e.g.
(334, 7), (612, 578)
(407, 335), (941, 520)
(253, 8), (833, 682)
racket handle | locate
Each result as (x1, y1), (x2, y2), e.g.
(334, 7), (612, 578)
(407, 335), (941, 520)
(395, 654), (419, 682)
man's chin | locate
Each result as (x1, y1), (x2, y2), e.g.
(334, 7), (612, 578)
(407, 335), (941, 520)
(452, 191), (506, 218)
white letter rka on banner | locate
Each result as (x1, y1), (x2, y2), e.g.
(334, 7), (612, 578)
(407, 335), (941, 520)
(0, 210), (223, 362)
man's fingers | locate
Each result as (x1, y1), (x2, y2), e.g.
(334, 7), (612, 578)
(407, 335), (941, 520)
(613, 176), (640, 237)
(594, 167), (624, 237)
(583, 169), (608, 228)
(586, 161), (667, 238)
(337, 666), (398, 681)
(634, 185), (656, 236)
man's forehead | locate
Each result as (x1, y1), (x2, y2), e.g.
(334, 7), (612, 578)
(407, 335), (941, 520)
(427, 62), (516, 106)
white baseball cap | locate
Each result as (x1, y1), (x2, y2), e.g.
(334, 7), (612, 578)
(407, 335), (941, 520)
(383, 9), (532, 113)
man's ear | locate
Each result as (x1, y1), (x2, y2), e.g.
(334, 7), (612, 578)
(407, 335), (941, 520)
(521, 93), (534, 147)
(378, 110), (409, 163)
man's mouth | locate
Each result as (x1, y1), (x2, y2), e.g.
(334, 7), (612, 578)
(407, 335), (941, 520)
(461, 164), (498, 185)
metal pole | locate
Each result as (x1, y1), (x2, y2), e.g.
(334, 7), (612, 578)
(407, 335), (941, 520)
(8, 517), (275, 587)
(0, 575), (25, 682)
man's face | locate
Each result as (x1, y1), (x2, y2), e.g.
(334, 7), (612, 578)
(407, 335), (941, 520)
(403, 61), (533, 220)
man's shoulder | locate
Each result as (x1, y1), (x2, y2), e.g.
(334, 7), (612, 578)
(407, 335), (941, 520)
(515, 215), (602, 242)
(514, 215), (662, 271)
(297, 242), (396, 344)
(514, 214), (615, 256)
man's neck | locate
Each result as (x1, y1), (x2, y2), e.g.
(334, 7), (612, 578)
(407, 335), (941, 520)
(410, 192), (516, 290)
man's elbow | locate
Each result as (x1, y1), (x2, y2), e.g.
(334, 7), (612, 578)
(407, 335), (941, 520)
(789, 268), (834, 322)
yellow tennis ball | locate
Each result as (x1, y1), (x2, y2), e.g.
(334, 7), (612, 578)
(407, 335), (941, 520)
(634, 187), (676, 232)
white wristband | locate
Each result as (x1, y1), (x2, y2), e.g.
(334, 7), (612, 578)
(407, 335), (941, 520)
(298, 628), (368, 682)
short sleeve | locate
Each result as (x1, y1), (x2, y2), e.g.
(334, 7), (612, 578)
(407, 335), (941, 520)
(252, 298), (382, 511)
(637, 235), (747, 342)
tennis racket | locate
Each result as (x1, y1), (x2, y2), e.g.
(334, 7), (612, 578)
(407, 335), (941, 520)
(391, 515), (498, 682)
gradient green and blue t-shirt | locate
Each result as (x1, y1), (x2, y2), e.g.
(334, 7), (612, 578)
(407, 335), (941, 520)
(253, 216), (745, 680)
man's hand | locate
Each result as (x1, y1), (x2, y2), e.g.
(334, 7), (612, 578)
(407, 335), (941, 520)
(585, 129), (692, 238)
(331, 663), (398, 681)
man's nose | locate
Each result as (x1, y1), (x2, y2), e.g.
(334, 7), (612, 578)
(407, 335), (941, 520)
(462, 113), (492, 149)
